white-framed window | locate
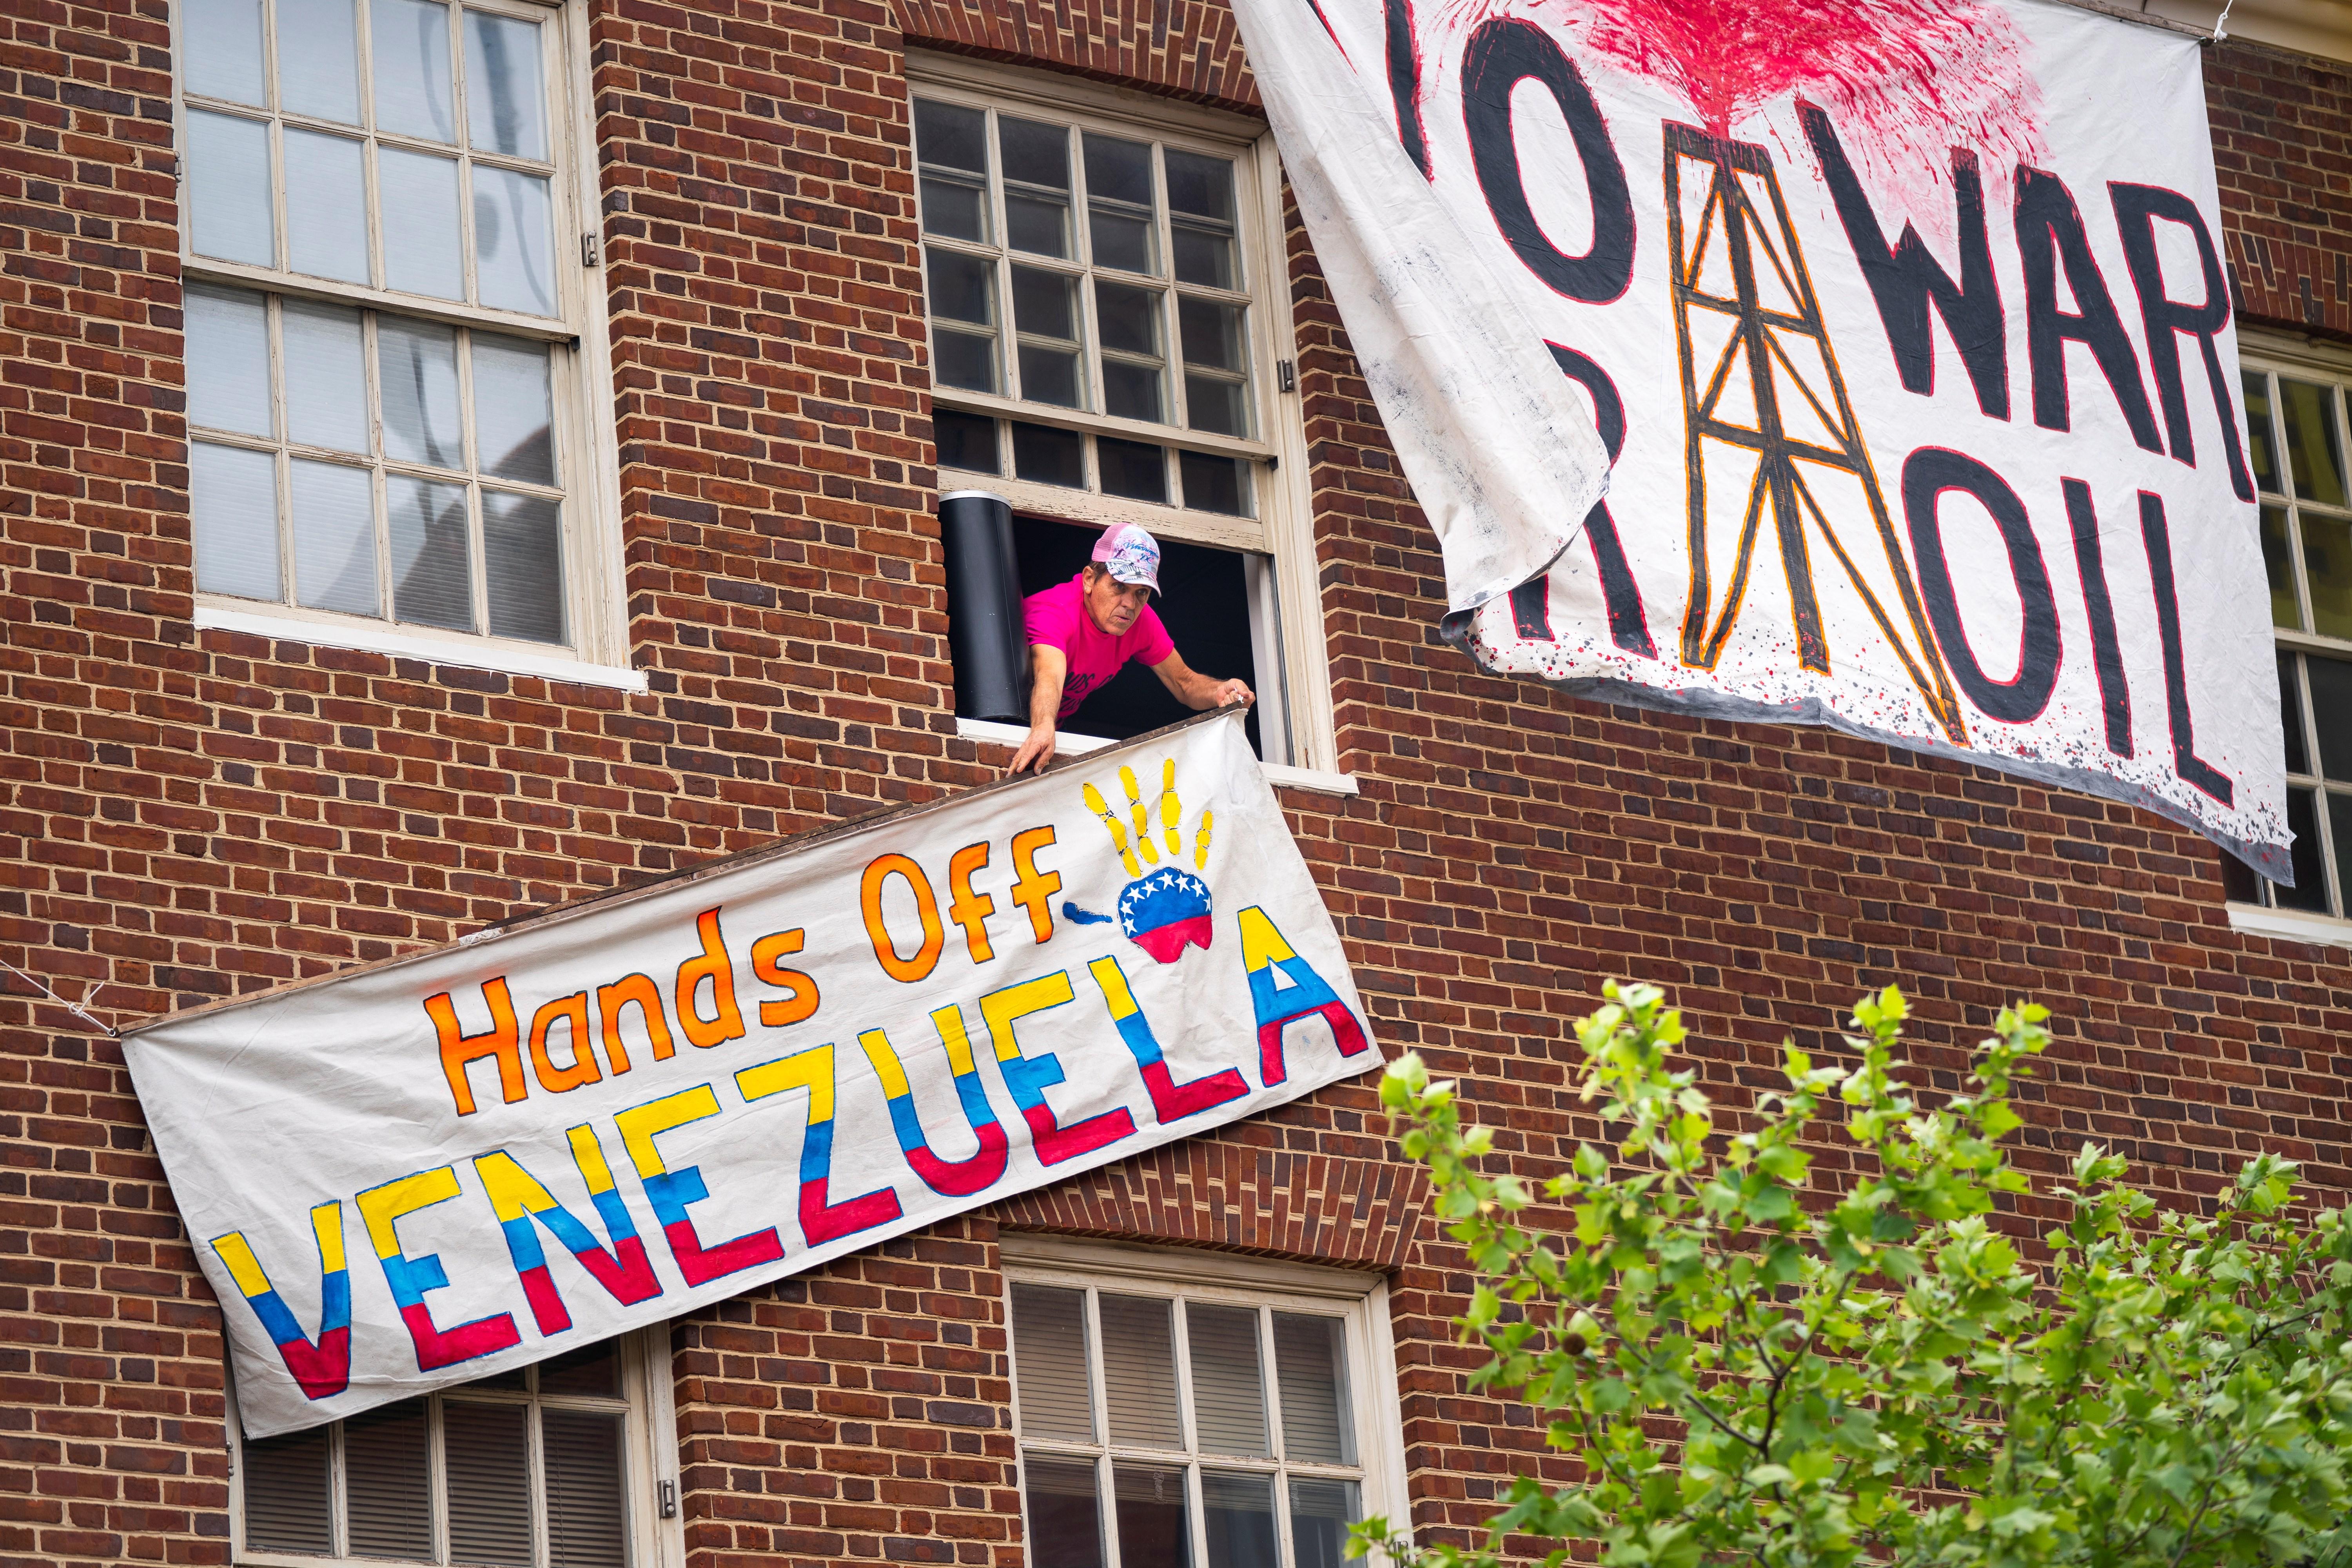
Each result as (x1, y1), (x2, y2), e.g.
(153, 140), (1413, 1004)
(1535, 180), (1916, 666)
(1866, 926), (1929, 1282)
(1002, 1235), (1409, 1568)
(175, 0), (630, 682)
(2234, 334), (2352, 931)
(910, 54), (1340, 776)
(230, 1331), (680, 1568)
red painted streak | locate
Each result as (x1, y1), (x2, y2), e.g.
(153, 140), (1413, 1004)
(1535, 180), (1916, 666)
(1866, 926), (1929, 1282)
(1449, 0), (2045, 221)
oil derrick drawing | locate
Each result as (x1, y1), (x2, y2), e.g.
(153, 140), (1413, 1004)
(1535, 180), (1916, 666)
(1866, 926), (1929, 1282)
(1662, 122), (1969, 746)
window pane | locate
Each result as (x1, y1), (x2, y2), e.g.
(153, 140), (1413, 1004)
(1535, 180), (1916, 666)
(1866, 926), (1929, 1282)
(278, 0), (362, 123)
(1097, 281), (1165, 423)
(1272, 1313), (1351, 1465)
(186, 285), (272, 437)
(380, 147), (465, 299)
(476, 165), (558, 316)
(388, 474), (474, 629)
(1085, 134), (1157, 276)
(1201, 1470), (1277, 1568)
(283, 299), (368, 454)
(2281, 651), (2308, 777)
(378, 316), (463, 468)
(291, 459), (379, 615)
(446, 1400), (534, 1566)
(1011, 421), (1083, 488)
(284, 128), (371, 285)
(1185, 376), (1247, 440)
(1187, 1304), (1267, 1457)
(915, 98), (987, 172)
(1013, 266), (1082, 407)
(1098, 437), (1167, 505)
(240, 1423), (332, 1553)
(192, 442), (281, 600)
(2278, 785), (2328, 912)
(188, 111), (275, 266)
(2306, 512), (2352, 641)
(1099, 1294), (1179, 1448)
(1114, 1464), (1191, 1568)
(934, 408), (999, 473)
(2331, 792), (2352, 921)
(473, 334), (555, 483)
(2246, 372), (2281, 495)
(1023, 1455), (1105, 1568)
(465, 10), (548, 159)
(344, 1395), (432, 1559)
(185, 0), (266, 104)
(485, 490), (564, 643)
(1180, 300), (1248, 437)
(1002, 117), (1072, 260)
(374, 0), (458, 143)
(1096, 280), (1161, 359)
(1180, 451), (1250, 517)
(1179, 297), (1244, 375)
(2262, 505), (2298, 630)
(934, 330), (1000, 396)
(916, 100), (988, 242)
(1011, 1283), (1094, 1441)
(1166, 151), (1237, 289)
(929, 247), (996, 327)
(544, 1408), (629, 1568)
(539, 1338), (623, 1399)
(1288, 1479), (1361, 1568)
(2308, 652), (2352, 782)
(2281, 378), (2347, 507)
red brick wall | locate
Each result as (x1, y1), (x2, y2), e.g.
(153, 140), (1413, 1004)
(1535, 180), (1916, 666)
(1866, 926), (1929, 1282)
(7, 2), (2352, 1566)
(2211, 36), (2352, 338)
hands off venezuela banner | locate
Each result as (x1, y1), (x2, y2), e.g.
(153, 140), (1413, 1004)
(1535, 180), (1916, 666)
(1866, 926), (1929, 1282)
(1230, 0), (2291, 876)
(124, 713), (1374, 1437)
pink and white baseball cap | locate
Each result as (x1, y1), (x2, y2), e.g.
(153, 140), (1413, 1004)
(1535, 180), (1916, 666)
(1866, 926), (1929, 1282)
(1091, 523), (1162, 594)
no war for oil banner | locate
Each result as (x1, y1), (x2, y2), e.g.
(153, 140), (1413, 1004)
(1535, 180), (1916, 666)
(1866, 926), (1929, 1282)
(124, 712), (1374, 1437)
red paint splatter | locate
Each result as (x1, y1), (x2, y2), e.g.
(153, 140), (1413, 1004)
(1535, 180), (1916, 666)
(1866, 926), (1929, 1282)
(1446, 0), (2045, 236)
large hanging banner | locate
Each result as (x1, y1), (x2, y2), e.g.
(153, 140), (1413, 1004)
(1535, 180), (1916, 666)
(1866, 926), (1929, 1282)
(123, 712), (1374, 1437)
(1232, 0), (2290, 875)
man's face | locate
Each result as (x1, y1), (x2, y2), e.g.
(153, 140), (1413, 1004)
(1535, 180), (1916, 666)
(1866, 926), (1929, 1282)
(1084, 566), (1153, 635)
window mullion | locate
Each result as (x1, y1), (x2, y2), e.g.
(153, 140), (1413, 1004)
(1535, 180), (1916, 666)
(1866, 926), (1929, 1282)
(2298, 656), (2343, 917)
(430, 1394), (452, 1565)
(1155, 145), (1188, 433)
(363, 308), (393, 621)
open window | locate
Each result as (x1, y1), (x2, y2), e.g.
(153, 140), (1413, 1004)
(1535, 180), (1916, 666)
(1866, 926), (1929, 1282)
(913, 52), (1339, 777)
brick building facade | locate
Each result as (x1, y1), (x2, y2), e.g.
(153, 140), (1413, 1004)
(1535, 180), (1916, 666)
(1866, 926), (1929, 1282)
(7, 0), (2352, 1564)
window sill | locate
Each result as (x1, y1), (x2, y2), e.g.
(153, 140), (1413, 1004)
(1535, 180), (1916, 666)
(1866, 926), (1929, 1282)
(954, 716), (1359, 796)
(193, 604), (650, 693)
(2225, 901), (2352, 947)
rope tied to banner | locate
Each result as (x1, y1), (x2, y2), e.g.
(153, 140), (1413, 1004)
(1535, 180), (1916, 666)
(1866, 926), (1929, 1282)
(0, 954), (118, 1037)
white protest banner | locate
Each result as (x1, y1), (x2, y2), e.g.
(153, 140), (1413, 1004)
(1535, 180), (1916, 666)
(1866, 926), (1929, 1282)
(1232, 0), (2290, 876)
(123, 712), (1374, 1437)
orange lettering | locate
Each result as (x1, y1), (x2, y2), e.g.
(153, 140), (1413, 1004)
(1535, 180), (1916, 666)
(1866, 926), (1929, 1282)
(946, 842), (996, 962)
(1009, 827), (1060, 943)
(675, 908), (745, 1049)
(528, 993), (601, 1093)
(861, 853), (945, 983)
(750, 928), (822, 1028)
(427, 979), (525, 1116)
(595, 973), (675, 1071)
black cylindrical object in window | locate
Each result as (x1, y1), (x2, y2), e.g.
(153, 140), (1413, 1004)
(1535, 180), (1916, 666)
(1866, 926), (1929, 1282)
(940, 489), (1030, 722)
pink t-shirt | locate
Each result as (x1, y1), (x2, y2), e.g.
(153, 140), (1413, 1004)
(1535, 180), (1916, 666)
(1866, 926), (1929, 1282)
(1024, 573), (1175, 719)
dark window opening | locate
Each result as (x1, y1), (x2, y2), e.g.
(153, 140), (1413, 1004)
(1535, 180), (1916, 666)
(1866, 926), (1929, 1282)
(1013, 514), (1265, 759)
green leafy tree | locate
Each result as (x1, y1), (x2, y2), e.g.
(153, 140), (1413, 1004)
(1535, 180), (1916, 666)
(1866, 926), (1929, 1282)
(1358, 982), (2352, 1568)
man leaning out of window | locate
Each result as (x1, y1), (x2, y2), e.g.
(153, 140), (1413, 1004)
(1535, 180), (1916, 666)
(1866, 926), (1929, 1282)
(1009, 523), (1254, 774)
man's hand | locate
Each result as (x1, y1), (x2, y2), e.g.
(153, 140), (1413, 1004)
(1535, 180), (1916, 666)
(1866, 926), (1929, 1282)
(1150, 653), (1254, 713)
(1009, 722), (1057, 775)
